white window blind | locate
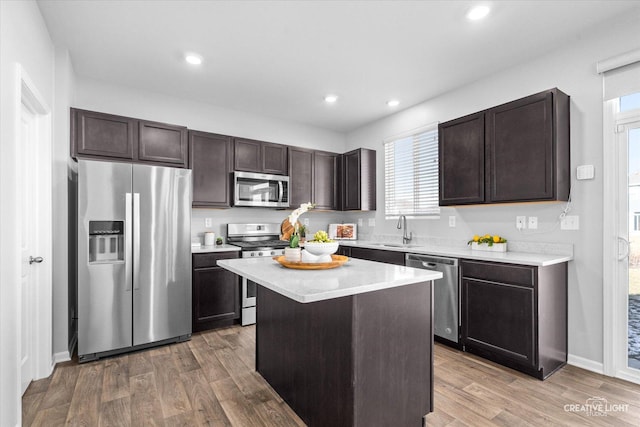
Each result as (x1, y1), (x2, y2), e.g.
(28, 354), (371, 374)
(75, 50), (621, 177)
(384, 124), (440, 218)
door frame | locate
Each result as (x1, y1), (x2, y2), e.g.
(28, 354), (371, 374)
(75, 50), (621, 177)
(603, 98), (640, 384)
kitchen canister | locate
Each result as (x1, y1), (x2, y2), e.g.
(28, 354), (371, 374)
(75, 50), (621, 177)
(204, 232), (215, 246)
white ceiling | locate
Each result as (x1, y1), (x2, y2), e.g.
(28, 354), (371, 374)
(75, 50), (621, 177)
(38, 0), (640, 133)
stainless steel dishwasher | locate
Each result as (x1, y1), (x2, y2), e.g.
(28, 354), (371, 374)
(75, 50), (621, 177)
(406, 254), (460, 345)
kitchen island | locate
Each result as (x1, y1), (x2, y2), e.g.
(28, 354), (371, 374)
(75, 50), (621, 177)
(218, 257), (442, 427)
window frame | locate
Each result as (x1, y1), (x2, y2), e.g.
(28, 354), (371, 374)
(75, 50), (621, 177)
(383, 122), (440, 220)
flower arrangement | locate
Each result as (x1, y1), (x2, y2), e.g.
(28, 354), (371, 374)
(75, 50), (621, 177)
(288, 202), (314, 248)
(468, 234), (507, 246)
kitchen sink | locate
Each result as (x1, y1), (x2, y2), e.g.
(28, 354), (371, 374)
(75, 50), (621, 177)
(370, 243), (421, 249)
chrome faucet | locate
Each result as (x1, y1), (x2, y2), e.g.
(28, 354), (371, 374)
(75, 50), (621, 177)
(397, 215), (412, 244)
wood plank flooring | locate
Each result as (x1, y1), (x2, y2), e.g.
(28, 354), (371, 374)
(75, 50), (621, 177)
(23, 325), (640, 426)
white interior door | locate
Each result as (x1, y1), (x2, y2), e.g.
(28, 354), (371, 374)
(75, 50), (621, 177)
(17, 71), (53, 395)
(19, 104), (36, 394)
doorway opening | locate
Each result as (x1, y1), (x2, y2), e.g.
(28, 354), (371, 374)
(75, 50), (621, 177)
(624, 93), (640, 371)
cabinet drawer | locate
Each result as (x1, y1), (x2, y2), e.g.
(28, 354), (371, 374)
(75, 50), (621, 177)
(193, 251), (240, 268)
(461, 260), (535, 287)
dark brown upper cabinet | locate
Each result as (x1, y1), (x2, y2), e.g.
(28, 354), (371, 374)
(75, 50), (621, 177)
(288, 148), (340, 210)
(138, 120), (188, 167)
(233, 138), (288, 175)
(313, 151), (339, 210)
(189, 131), (233, 208)
(72, 109), (137, 160)
(71, 108), (188, 168)
(288, 147), (314, 207)
(438, 88), (570, 206)
(439, 112), (485, 205)
(262, 141), (288, 175)
(341, 148), (376, 211)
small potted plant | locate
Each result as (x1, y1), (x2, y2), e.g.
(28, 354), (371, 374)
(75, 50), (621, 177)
(299, 224), (307, 243)
(216, 237), (223, 246)
(468, 234), (507, 252)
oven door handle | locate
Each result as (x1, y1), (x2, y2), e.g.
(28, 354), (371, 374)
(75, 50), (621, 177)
(278, 181), (284, 203)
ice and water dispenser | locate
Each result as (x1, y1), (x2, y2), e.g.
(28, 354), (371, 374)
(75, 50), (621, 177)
(88, 221), (124, 263)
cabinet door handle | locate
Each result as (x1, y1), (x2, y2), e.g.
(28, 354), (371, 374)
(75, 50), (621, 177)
(618, 236), (630, 261)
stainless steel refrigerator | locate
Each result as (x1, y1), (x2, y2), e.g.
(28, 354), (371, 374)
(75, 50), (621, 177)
(74, 159), (192, 362)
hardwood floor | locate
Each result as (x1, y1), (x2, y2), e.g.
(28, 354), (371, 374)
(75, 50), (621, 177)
(23, 325), (640, 426)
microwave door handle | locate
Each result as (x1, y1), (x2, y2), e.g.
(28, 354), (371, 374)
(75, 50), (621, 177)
(278, 181), (284, 202)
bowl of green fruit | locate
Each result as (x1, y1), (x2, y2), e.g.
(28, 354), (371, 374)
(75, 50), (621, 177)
(304, 230), (339, 261)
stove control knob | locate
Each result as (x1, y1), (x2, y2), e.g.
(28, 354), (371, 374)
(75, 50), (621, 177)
(250, 253), (255, 257)
(270, 251), (276, 256)
(258, 251), (263, 257)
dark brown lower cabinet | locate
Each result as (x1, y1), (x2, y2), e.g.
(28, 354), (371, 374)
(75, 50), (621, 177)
(461, 259), (567, 379)
(257, 282), (433, 427)
(192, 251), (241, 332)
(348, 246), (405, 266)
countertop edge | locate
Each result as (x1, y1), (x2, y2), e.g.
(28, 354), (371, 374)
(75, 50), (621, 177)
(217, 258), (443, 303)
(192, 244), (241, 253)
(339, 241), (572, 266)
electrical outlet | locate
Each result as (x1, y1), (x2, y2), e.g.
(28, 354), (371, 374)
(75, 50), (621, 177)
(516, 216), (526, 230)
(303, 218), (310, 226)
(528, 216), (538, 229)
(449, 216), (456, 227)
(368, 218), (376, 227)
(560, 215), (579, 230)
(358, 218), (363, 227)
(205, 218), (212, 228)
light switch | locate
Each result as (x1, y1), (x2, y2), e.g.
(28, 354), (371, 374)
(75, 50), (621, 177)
(449, 216), (456, 227)
(205, 218), (212, 228)
(368, 218), (376, 227)
(528, 216), (538, 229)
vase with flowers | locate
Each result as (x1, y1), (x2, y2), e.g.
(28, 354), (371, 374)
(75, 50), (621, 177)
(284, 202), (314, 262)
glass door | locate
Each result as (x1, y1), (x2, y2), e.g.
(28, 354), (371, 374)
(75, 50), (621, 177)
(617, 92), (640, 374)
(625, 124), (640, 370)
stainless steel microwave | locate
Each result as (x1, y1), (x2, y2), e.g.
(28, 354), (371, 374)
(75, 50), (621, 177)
(233, 171), (290, 208)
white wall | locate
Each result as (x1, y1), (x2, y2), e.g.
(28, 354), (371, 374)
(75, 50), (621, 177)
(345, 11), (640, 366)
(74, 78), (346, 153)
(0, 1), (55, 425)
(52, 47), (75, 360)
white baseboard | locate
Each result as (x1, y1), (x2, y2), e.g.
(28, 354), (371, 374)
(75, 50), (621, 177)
(53, 350), (71, 364)
(567, 353), (604, 374)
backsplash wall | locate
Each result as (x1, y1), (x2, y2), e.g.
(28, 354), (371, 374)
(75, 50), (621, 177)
(191, 207), (349, 244)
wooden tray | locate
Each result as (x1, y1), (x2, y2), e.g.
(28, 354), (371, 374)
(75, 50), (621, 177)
(273, 254), (349, 270)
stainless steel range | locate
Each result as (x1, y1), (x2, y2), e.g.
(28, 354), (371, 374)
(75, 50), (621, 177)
(227, 223), (289, 325)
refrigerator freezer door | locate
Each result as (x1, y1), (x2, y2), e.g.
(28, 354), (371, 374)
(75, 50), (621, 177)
(132, 164), (192, 346)
(78, 160), (133, 356)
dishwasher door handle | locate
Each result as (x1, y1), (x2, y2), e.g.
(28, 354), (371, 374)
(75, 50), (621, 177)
(422, 262), (438, 269)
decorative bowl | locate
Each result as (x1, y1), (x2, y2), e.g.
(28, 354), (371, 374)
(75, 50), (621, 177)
(303, 241), (339, 262)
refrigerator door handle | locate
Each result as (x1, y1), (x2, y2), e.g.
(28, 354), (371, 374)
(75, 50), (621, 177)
(125, 193), (133, 292)
(133, 192), (141, 290)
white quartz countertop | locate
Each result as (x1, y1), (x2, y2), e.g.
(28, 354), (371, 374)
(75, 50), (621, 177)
(192, 244), (241, 254)
(338, 240), (572, 267)
(217, 257), (442, 304)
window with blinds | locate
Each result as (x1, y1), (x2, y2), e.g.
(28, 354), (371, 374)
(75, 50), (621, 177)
(384, 124), (440, 218)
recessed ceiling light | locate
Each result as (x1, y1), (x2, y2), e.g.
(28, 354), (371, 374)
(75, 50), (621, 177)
(324, 94), (338, 103)
(185, 53), (203, 65)
(387, 100), (400, 107)
(466, 5), (490, 21)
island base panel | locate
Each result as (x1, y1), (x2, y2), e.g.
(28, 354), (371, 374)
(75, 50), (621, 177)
(256, 282), (433, 427)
